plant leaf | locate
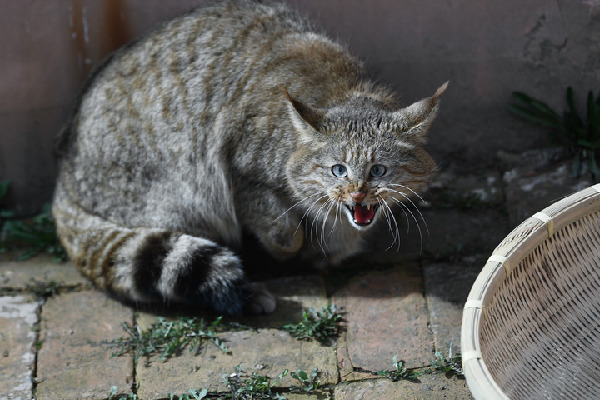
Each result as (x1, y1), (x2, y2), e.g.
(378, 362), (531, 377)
(572, 151), (582, 178)
(566, 87), (585, 129)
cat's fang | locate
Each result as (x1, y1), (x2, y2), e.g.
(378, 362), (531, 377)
(347, 204), (377, 226)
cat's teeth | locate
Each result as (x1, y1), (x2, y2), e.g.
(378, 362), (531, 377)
(367, 204), (371, 211)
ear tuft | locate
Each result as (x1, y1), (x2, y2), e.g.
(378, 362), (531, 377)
(281, 87), (325, 132)
(431, 81), (449, 105)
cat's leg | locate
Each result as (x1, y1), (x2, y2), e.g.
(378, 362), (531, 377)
(52, 192), (275, 314)
(238, 191), (304, 261)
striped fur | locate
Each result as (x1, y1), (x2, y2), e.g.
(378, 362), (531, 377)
(53, 0), (444, 314)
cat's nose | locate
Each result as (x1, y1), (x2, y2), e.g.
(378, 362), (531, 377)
(350, 191), (367, 203)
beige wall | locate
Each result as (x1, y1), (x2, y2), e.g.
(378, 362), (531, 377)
(2, 0), (599, 214)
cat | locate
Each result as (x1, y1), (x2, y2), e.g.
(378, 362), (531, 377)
(53, 0), (446, 315)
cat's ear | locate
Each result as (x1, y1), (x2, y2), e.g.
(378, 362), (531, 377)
(391, 82), (448, 143)
(282, 87), (325, 141)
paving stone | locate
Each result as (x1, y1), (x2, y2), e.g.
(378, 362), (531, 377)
(0, 257), (89, 291)
(333, 263), (432, 376)
(236, 275), (329, 328)
(36, 291), (133, 400)
(416, 209), (509, 263)
(0, 295), (39, 400)
(283, 393), (327, 400)
(334, 375), (473, 400)
(422, 263), (481, 354)
(136, 328), (337, 398)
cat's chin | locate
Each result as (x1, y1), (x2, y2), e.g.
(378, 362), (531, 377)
(344, 204), (379, 230)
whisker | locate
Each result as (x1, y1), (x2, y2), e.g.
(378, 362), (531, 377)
(387, 195), (424, 253)
(294, 193), (329, 234)
(383, 188), (429, 237)
(319, 200), (337, 252)
(387, 183), (429, 205)
(376, 196), (394, 234)
(376, 196), (399, 250)
(311, 198), (333, 253)
(328, 201), (341, 237)
(378, 195), (401, 251)
(273, 192), (321, 222)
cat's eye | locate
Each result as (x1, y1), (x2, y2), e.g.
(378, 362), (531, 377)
(332, 164), (348, 178)
(370, 164), (387, 177)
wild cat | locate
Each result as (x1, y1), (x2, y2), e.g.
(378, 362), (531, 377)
(53, 0), (446, 315)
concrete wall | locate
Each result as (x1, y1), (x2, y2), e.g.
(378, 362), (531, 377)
(2, 0), (599, 214)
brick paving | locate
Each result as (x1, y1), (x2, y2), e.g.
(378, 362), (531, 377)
(1, 160), (584, 399)
(0, 255), (476, 400)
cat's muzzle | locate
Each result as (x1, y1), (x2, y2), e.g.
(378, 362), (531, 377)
(345, 203), (379, 228)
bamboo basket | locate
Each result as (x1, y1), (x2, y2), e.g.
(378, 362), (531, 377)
(461, 183), (600, 400)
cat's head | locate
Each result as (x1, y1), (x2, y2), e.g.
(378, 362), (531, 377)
(284, 82), (446, 231)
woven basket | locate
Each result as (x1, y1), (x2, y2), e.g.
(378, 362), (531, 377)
(461, 183), (600, 400)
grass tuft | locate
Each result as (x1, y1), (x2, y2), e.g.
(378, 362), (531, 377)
(111, 316), (229, 363)
(376, 355), (421, 382)
(223, 364), (288, 399)
(281, 304), (342, 344)
(426, 343), (463, 377)
(0, 181), (66, 261)
(108, 386), (138, 400)
(289, 367), (320, 393)
(168, 388), (209, 400)
(509, 88), (600, 180)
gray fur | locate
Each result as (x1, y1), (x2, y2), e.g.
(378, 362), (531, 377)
(53, 0), (445, 314)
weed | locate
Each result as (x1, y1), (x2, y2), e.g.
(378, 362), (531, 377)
(281, 304), (342, 344)
(25, 279), (61, 298)
(223, 364), (288, 400)
(509, 88), (600, 179)
(289, 368), (320, 393)
(111, 316), (229, 363)
(0, 181), (14, 253)
(108, 386), (138, 400)
(376, 355), (421, 382)
(169, 388), (209, 400)
(427, 343), (463, 377)
(0, 181), (12, 216)
(0, 182), (66, 261)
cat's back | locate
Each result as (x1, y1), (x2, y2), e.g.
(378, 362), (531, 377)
(63, 0), (345, 161)
(56, 0), (363, 231)
(76, 0), (316, 120)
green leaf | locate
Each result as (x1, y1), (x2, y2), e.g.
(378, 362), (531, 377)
(189, 388), (208, 399)
(281, 304), (341, 343)
(510, 92), (564, 123)
(508, 104), (565, 131)
(572, 151), (582, 178)
(0, 181), (9, 200)
(587, 91), (597, 133)
(566, 87), (585, 129)
(589, 152), (600, 178)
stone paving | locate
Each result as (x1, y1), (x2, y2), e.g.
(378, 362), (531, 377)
(1, 150), (592, 400)
(1, 257), (475, 400)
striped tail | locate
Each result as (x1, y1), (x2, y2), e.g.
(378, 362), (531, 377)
(52, 196), (274, 315)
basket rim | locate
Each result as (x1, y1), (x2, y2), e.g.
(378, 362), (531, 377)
(461, 183), (600, 400)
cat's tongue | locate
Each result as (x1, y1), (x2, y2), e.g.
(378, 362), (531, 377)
(354, 204), (374, 224)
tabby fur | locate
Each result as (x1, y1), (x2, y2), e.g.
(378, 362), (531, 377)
(53, 0), (446, 314)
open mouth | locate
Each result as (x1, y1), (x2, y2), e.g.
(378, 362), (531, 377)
(345, 203), (379, 226)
